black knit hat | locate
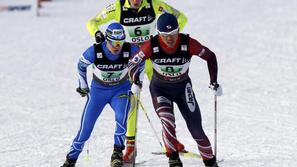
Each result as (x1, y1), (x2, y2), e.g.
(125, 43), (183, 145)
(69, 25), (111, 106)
(157, 13), (179, 33)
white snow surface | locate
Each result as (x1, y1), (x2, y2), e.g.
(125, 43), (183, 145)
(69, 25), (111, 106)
(1, 0), (297, 166)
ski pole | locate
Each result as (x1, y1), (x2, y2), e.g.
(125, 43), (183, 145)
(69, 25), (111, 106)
(214, 95), (218, 157)
(131, 92), (141, 167)
(136, 97), (165, 151)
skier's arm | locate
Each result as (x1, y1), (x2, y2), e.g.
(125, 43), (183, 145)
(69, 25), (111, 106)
(86, 2), (121, 36)
(129, 40), (152, 84)
(152, 0), (188, 31)
(189, 37), (218, 83)
(130, 44), (144, 82)
(130, 44), (145, 93)
(77, 46), (96, 89)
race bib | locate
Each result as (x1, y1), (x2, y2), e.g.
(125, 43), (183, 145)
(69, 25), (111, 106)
(123, 23), (156, 43)
(159, 65), (184, 77)
(100, 71), (123, 82)
(153, 62), (190, 78)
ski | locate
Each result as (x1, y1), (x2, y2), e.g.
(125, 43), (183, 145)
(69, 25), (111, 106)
(151, 151), (224, 165)
(152, 150), (201, 158)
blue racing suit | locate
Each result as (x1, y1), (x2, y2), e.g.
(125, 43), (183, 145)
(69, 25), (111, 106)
(67, 41), (139, 161)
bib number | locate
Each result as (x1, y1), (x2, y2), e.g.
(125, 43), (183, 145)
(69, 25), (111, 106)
(128, 26), (151, 43)
(160, 66), (183, 77)
(134, 27), (142, 36)
(101, 71), (122, 82)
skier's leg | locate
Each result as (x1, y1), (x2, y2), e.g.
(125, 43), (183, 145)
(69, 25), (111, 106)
(149, 84), (179, 154)
(125, 103), (137, 140)
(125, 93), (137, 144)
(110, 89), (131, 166)
(66, 88), (108, 161)
(123, 92), (139, 162)
(149, 80), (192, 166)
(110, 89), (131, 147)
(151, 95), (177, 153)
(176, 82), (217, 166)
(124, 62), (148, 161)
(150, 94), (184, 167)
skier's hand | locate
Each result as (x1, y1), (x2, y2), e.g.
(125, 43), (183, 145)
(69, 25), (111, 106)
(131, 83), (142, 95)
(76, 87), (89, 97)
(95, 30), (105, 44)
(209, 82), (223, 96)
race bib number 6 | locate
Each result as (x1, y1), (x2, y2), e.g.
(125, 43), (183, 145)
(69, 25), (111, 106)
(124, 24), (154, 43)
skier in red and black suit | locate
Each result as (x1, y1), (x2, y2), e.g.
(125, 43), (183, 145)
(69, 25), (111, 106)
(128, 13), (222, 167)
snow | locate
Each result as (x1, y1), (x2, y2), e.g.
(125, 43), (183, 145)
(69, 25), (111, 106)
(1, 0), (297, 166)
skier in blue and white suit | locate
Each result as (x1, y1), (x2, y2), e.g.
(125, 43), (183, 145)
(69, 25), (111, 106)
(61, 23), (142, 167)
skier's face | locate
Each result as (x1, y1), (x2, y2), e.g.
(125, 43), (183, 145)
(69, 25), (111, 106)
(159, 29), (179, 48)
(107, 38), (124, 54)
(129, 0), (142, 9)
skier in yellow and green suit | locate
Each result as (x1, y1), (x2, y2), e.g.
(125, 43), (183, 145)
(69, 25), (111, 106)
(87, 0), (188, 163)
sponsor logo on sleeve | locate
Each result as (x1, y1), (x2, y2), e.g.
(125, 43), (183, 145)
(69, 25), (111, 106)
(100, 13), (107, 19)
(106, 4), (115, 13)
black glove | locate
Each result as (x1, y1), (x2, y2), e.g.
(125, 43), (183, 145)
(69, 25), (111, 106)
(134, 80), (143, 89)
(76, 87), (89, 97)
(209, 82), (223, 96)
(209, 82), (220, 91)
(95, 30), (105, 44)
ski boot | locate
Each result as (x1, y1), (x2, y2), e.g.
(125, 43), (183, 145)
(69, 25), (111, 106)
(123, 139), (136, 163)
(111, 145), (124, 167)
(61, 155), (76, 167)
(168, 152), (183, 167)
(203, 156), (219, 167)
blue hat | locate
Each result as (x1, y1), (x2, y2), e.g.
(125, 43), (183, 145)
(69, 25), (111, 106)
(157, 13), (179, 33)
(105, 23), (126, 40)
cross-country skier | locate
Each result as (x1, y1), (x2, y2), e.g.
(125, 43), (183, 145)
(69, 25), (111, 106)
(61, 23), (140, 167)
(128, 13), (223, 167)
(87, 0), (188, 163)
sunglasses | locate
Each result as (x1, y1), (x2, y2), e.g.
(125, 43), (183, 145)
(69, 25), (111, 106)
(157, 28), (179, 37)
(107, 38), (125, 47)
